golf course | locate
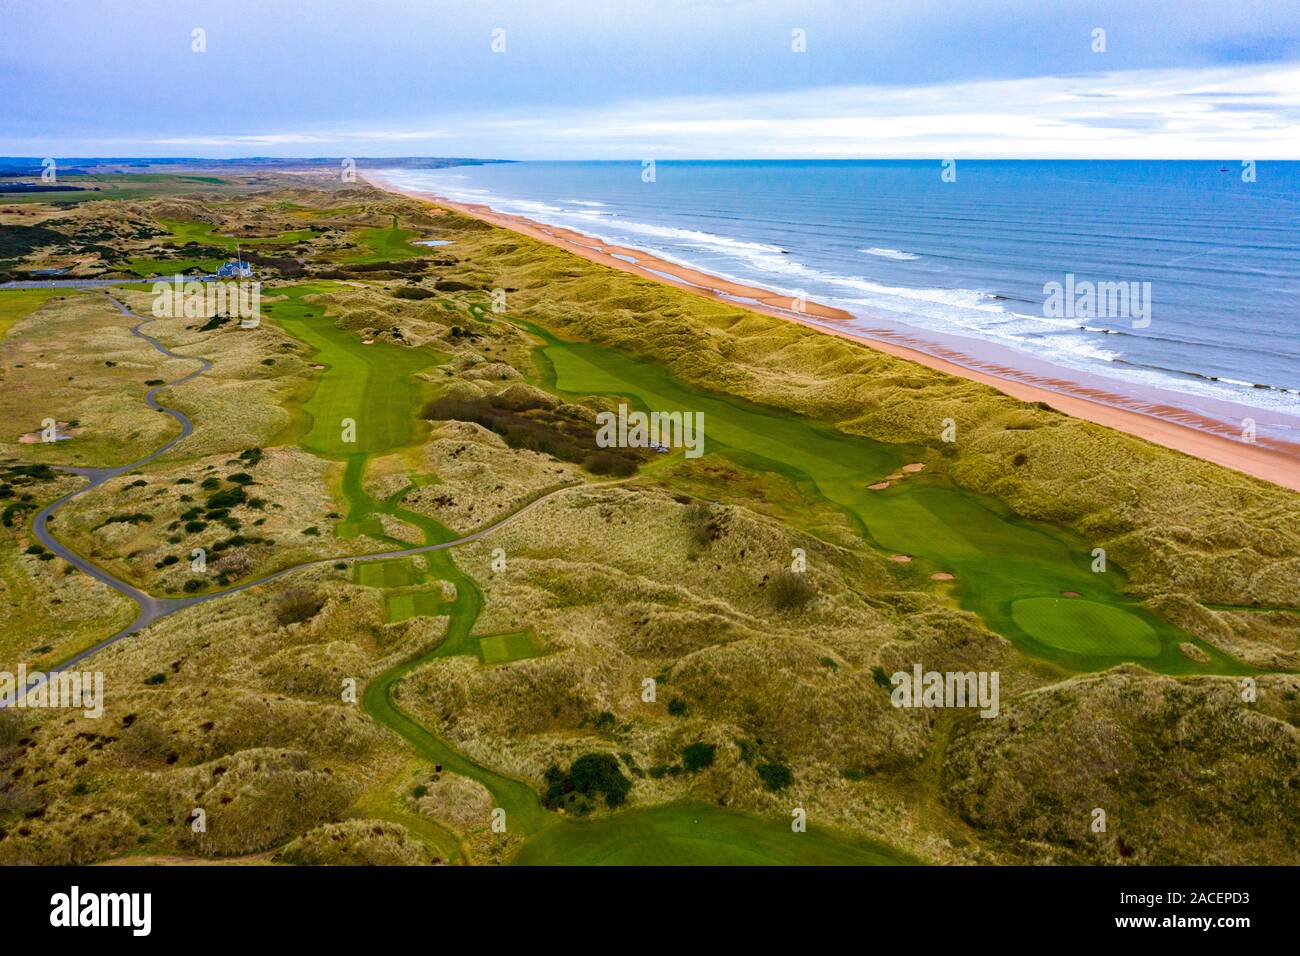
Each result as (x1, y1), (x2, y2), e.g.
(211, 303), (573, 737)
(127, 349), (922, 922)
(525, 322), (1251, 675)
(265, 283), (919, 864)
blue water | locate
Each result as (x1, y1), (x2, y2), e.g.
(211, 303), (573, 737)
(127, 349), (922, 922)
(380, 160), (1300, 429)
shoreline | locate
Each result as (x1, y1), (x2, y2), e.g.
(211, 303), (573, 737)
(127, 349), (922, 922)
(365, 172), (1300, 493)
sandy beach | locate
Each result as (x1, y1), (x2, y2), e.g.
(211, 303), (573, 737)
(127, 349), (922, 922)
(366, 172), (1300, 493)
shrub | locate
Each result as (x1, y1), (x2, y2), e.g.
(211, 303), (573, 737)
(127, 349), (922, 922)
(569, 753), (633, 808)
(683, 502), (718, 548)
(766, 569), (815, 612)
(205, 487), (247, 510)
(274, 587), (325, 627)
(681, 742), (716, 773)
(543, 753), (633, 811)
(583, 451), (636, 476)
(756, 762), (793, 791)
(96, 513), (153, 529)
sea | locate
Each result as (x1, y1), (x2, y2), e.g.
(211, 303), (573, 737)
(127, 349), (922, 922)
(377, 160), (1300, 442)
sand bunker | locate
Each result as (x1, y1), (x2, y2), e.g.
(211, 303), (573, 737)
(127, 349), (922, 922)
(930, 572), (955, 581)
(1061, 591), (1081, 598)
(902, 463), (926, 473)
(890, 554), (912, 563)
(868, 481), (890, 490)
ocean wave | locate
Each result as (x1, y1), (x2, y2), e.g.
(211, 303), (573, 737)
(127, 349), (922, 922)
(600, 218), (789, 256)
(862, 247), (920, 261)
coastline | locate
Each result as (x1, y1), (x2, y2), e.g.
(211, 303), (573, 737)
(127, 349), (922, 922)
(365, 171), (1300, 493)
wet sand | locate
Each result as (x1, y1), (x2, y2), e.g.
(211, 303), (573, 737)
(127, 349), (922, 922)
(366, 173), (1300, 493)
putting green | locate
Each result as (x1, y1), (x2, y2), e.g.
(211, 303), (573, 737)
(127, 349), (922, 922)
(513, 802), (916, 866)
(526, 323), (1245, 675)
(1011, 596), (1160, 658)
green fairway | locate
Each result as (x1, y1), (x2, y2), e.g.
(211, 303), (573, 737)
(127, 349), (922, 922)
(342, 219), (436, 264)
(0, 288), (63, 337)
(158, 218), (316, 250)
(513, 802), (917, 866)
(526, 323), (1246, 675)
(1011, 596), (1161, 658)
(125, 256), (223, 277)
(265, 284), (442, 457)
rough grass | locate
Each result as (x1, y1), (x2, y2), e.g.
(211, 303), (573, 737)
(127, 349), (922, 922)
(942, 668), (1300, 864)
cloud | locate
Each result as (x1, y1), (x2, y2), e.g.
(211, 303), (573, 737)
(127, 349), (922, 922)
(478, 63), (1300, 159)
(5, 62), (1298, 158)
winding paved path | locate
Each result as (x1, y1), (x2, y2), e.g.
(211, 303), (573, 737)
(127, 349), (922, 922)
(3, 294), (568, 705)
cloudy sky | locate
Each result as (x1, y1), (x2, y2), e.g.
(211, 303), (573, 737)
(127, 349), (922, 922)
(3, 0), (1298, 158)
